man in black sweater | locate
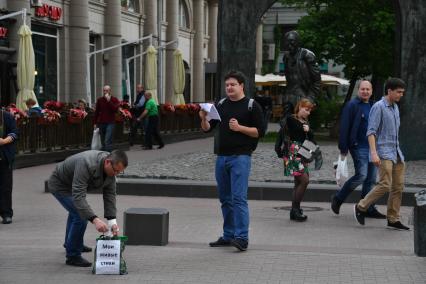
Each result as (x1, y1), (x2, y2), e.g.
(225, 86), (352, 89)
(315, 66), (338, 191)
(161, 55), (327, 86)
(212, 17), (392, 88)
(199, 71), (264, 251)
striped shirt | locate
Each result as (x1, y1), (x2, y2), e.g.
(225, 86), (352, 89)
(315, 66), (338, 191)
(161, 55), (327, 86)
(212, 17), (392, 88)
(366, 96), (404, 163)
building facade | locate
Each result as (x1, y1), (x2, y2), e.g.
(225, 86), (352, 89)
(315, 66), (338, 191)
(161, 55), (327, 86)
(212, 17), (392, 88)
(0, 0), (218, 107)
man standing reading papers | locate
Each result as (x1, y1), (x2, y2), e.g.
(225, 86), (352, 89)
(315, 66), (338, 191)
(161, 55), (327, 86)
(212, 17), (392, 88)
(199, 70), (264, 251)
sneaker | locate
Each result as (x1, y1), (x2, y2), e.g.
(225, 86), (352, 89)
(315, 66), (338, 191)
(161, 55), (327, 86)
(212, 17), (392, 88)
(65, 256), (92, 267)
(366, 209), (386, 219)
(209, 237), (232, 247)
(353, 204), (365, 225)
(387, 221), (410, 231)
(331, 194), (342, 215)
(1, 216), (12, 224)
(157, 144), (165, 149)
(230, 238), (248, 251)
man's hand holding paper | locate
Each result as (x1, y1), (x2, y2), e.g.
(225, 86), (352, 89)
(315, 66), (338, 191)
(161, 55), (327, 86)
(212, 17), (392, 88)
(199, 103), (221, 121)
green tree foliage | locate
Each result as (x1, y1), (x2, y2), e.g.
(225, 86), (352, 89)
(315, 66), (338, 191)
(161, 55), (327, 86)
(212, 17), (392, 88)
(279, 0), (395, 82)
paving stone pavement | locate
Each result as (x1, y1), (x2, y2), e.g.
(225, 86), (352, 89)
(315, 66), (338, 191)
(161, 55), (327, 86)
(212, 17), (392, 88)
(1, 136), (426, 284)
(123, 136), (426, 188)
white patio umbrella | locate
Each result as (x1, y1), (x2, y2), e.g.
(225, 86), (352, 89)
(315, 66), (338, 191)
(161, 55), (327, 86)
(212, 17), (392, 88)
(144, 45), (158, 105)
(16, 24), (39, 111)
(172, 49), (185, 105)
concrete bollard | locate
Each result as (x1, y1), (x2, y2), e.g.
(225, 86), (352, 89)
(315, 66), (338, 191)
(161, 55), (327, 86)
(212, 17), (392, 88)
(123, 208), (169, 246)
(414, 190), (426, 257)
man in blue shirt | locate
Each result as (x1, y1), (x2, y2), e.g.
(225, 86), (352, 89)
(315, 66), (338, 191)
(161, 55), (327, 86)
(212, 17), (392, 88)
(354, 78), (409, 230)
(331, 81), (385, 218)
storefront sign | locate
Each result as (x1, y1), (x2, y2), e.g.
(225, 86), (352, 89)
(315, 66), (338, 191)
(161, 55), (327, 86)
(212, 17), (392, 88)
(35, 4), (62, 21)
(0, 27), (8, 38)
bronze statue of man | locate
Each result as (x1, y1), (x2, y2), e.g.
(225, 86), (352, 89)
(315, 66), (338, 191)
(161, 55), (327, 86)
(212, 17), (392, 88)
(282, 30), (321, 110)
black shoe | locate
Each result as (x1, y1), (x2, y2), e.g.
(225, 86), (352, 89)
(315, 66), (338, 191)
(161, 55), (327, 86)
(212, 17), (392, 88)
(331, 194), (342, 215)
(142, 146), (153, 150)
(1, 216), (12, 224)
(353, 204), (365, 225)
(366, 209), (386, 219)
(65, 256), (92, 267)
(230, 238), (248, 251)
(157, 144), (164, 149)
(209, 237), (232, 247)
(387, 221), (410, 231)
(290, 208), (307, 222)
(63, 244), (92, 253)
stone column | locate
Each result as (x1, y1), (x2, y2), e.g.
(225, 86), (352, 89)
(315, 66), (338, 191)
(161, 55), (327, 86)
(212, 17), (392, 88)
(6, 0), (30, 62)
(144, 0), (158, 42)
(208, 0), (218, 63)
(398, 0), (426, 160)
(255, 23), (263, 74)
(68, 0), (90, 103)
(104, 0), (122, 99)
(165, 0), (178, 103)
(192, 0), (205, 102)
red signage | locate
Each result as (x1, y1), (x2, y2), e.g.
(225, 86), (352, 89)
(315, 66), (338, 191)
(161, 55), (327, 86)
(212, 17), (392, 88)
(0, 27), (8, 38)
(35, 4), (62, 21)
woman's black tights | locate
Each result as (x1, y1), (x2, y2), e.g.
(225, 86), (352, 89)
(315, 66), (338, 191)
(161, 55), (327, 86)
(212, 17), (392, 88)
(292, 173), (309, 209)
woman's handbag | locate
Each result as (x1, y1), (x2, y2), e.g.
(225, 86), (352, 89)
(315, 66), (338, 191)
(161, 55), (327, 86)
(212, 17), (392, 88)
(297, 139), (320, 163)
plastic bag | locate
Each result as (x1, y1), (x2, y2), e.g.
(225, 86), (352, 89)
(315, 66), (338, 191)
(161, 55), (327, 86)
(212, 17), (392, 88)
(335, 154), (349, 187)
(92, 235), (128, 275)
(91, 128), (102, 150)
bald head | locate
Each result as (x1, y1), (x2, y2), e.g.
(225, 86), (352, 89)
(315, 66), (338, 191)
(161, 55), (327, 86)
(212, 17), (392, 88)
(357, 80), (372, 103)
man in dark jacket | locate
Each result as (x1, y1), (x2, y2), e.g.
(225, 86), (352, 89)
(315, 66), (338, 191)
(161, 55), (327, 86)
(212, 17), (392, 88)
(0, 110), (18, 224)
(331, 80), (385, 218)
(129, 84), (146, 146)
(48, 150), (127, 267)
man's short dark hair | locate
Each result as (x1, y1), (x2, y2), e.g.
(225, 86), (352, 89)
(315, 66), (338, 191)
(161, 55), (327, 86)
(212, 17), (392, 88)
(384, 77), (406, 95)
(224, 70), (246, 86)
(107, 150), (128, 167)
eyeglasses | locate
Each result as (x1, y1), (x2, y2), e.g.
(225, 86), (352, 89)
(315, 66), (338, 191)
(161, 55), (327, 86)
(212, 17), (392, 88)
(111, 163), (124, 175)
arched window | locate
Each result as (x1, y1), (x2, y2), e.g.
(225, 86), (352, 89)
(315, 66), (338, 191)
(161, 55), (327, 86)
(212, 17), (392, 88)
(179, 0), (190, 29)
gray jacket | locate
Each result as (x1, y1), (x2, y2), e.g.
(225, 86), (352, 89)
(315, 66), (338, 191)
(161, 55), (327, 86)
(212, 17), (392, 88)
(48, 150), (117, 221)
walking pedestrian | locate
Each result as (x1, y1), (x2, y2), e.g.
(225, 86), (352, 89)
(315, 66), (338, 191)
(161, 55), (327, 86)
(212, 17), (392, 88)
(200, 70), (264, 251)
(275, 99), (315, 221)
(129, 84), (147, 146)
(137, 92), (164, 150)
(331, 80), (386, 218)
(93, 85), (120, 152)
(354, 77), (409, 230)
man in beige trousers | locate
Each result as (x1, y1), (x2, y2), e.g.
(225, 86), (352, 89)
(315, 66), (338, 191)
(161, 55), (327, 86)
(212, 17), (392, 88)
(354, 77), (409, 230)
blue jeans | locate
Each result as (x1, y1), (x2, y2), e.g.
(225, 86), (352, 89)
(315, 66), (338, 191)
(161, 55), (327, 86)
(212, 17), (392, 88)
(98, 123), (115, 152)
(335, 146), (378, 212)
(52, 193), (88, 258)
(215, 155), (251, 241)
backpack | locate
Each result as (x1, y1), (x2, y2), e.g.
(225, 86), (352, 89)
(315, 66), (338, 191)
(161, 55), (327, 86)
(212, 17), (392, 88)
(217, 98), (254, 111)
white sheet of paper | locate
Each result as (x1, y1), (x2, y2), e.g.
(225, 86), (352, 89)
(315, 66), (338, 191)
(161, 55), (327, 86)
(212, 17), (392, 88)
(199, 103), (221, 121)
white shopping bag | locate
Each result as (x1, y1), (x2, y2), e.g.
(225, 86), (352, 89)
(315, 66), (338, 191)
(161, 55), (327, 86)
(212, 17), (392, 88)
(94, 239), (121, 275)
(91, 128), (102, 150)
(335, 154), (349, 188)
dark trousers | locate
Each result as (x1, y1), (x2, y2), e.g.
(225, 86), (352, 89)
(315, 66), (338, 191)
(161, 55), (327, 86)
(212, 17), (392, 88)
(0, 158), (13, 218)
(145, 115), (164, 148)
(129, 118), (148, 145)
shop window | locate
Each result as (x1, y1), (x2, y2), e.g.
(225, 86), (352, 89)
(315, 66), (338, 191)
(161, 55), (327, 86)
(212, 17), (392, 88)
(32, 24), (58, 106)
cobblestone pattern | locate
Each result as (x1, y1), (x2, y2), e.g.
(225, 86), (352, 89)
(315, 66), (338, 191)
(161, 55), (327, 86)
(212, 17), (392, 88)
(124, 142), (426, 186)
